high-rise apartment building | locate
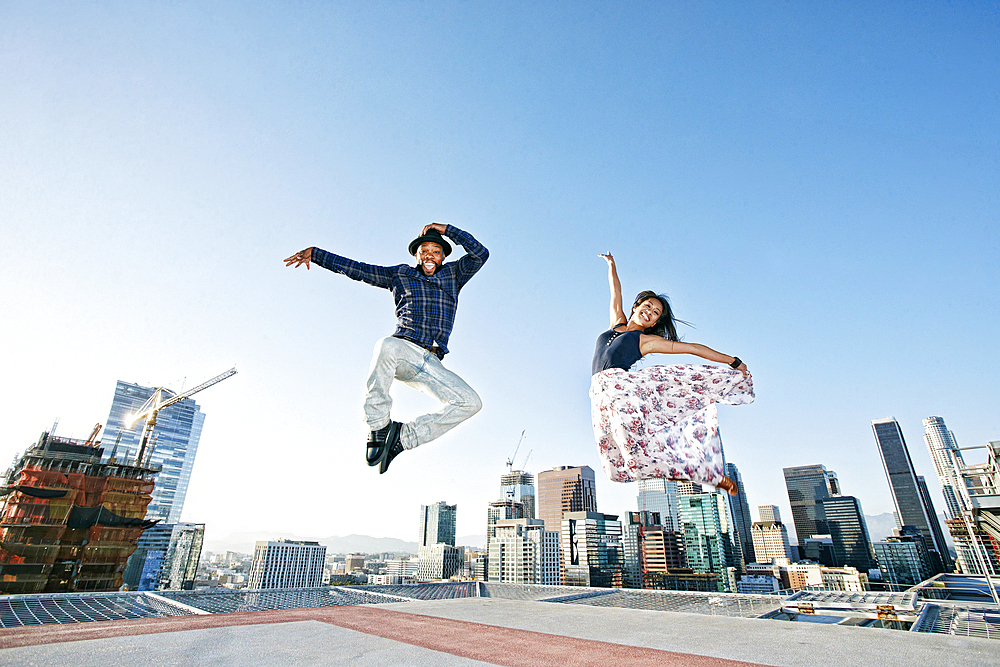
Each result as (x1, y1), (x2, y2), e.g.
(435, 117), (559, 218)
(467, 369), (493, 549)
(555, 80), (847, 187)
(679, 493), (739, 592)
(419, 501), (457, 547)
(500, 471), (535, 519)
(636, 478), (679, 531)
(676, 481), (704, 496)
(416, 543), (464, 581)
(486, 499), (524, 544)
(874, 527), (935, 588)
(872, 418), (950, 568)
(783, 464), (837, 544)
(487, 518), (559, 585)
(750, 519), (793, 564)
(158, 523), (205, 590)
(725, 463), (754, 568)
(247, 540), (326, 589)
(923, 416), (969, 518)
(123, 524), (175, 591)
(103, 380), (206, 524)
(561, 511), (623, 587)
(622, 512), (685, 589)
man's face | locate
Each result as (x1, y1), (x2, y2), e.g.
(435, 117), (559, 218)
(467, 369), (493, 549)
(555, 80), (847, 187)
(416, 242), (444, 276)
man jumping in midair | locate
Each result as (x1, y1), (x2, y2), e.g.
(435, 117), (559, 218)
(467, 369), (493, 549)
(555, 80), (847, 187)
(284, 223), (489, 474)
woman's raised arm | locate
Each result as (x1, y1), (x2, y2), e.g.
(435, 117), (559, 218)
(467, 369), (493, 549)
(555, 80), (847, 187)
(600, 252), (626, 327)
(639, 337), (750, 377)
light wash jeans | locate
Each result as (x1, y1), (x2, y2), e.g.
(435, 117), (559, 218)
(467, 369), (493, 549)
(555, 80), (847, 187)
(364, 336), (482, 450)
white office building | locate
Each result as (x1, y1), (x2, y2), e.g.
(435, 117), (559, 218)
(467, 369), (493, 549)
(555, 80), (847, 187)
(247, 540), (326, 589)
(487, 518), (559, 585)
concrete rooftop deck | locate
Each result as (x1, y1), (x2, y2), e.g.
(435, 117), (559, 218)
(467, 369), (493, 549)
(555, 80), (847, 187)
(2, 596), (997, 666)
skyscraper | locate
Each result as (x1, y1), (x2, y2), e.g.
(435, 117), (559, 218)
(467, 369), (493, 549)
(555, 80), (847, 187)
(500, 470), (535, 519)
(916, 475), (952, 569)
(158, 523), (206, 590)
(819, 496), (876, 571)
(536, 466), (596, 533)
(679, 493), (739, 592)
(486, 499), (524, 544)
(487, 518), (559, 585)
(247, 540), (326, 589)
(750, 507), (793, 565)
(923, 416), (968, 519)
(419, 501), (457, 547)
(725, 463), (754, 568)
(103, 380), (206, 524)
(872, 418), (949, 567)
(783, 464), (836, 544)
(561, 511), (623, 587)
(636, 478), (679, 531)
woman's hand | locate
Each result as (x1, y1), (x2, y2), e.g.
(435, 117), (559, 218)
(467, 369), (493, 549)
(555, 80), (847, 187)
(599, 251), (615, 266)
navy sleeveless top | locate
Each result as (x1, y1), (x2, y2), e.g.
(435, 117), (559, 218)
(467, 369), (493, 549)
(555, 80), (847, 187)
(592, 327), (643, 375)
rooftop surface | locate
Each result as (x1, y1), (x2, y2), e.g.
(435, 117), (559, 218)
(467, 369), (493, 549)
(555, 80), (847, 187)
(1, 583), (997, 666)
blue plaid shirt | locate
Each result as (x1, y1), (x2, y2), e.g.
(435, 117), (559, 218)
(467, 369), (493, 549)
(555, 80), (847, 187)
(311, 225), (488, 357)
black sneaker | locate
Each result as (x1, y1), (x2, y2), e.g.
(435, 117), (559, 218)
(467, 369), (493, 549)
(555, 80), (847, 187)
(366, 422), (399, 466)
(378, 423), (404, 474)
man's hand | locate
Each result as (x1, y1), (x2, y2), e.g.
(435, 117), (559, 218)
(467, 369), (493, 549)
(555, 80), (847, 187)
(284, 248), (313, 269)
(421, 222), (448, 236)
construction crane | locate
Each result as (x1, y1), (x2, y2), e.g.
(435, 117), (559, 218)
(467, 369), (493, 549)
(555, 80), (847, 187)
(506, 430), (526, 472)
(83, 423), (103, 448)
(126, 367), (237, 465)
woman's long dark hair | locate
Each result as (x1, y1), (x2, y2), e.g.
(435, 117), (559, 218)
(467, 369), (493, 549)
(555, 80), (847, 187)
(631, 291), (688, 342)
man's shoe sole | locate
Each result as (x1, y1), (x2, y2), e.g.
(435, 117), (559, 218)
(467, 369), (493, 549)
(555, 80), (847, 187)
(378, 423), (403, 474)
(367, 422), (399, 466)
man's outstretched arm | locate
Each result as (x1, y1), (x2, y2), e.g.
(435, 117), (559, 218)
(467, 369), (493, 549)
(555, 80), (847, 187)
(284, 246), (394, 289)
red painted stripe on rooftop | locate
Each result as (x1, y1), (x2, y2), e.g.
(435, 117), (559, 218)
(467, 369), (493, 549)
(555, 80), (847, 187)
(0, 605), (774, 667)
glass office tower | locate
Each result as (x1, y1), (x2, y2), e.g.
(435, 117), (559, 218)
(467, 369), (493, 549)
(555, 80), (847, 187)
(103, 380), (206, 524)
(419, 501), (457, 547)
(820, 496), (876, 571)
(872, 418), (950, 567)
(782, 464), (836, 545)
(636, 477), (679, 531)
(725, 463), (754, 568)
(679, 493), (739, 592)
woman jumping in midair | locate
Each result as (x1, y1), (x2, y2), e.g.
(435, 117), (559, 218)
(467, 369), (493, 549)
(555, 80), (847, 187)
(590, 252), (754, 495)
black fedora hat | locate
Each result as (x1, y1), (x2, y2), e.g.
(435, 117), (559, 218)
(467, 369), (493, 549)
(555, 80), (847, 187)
(408, 228), (452, 256)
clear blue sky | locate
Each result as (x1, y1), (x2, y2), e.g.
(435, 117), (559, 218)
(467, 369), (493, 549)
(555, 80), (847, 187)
(2, 2), (997, 546)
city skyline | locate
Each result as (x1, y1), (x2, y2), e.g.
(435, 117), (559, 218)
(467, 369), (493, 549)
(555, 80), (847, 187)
(2, 3), (997, 544)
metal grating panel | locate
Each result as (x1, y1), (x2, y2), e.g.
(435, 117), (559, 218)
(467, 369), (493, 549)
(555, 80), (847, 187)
(158, 587), (410, 614)
(347, 582), (476, 601)
(548, 589), (784, 618)
(0, 592), (191, 627)
(912, 604), (1000, 639)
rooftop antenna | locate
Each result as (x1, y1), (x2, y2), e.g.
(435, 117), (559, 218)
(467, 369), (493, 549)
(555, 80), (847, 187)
(506, 430), (525, 472)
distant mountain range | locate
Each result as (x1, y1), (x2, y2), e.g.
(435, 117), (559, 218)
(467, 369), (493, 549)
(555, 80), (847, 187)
(204, 532), (486, 556)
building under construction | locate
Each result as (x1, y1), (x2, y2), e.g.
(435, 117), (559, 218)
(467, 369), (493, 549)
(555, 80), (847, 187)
(0, 429), (160, 594)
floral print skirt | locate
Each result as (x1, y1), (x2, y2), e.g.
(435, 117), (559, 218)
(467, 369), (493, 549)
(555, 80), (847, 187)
(590, 364), (754, 487)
